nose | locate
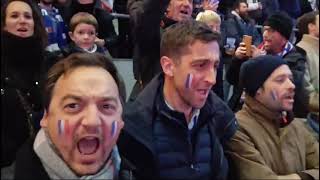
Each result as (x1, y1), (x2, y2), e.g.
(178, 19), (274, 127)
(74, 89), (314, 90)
(18, 16), (27, 24)
(83, 33), (90, 39)
(182, 0), (192, 7)
(82, 105), (102, 129)
(204, 67), (216, 86)
(286, 78), (296, 91)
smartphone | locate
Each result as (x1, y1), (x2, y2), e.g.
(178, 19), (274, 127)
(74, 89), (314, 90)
(243, 35), (252, 57)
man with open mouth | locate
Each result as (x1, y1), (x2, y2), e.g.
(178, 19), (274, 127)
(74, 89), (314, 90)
(13, 53), (132, 179)
(118, 20), (238, 179)
(226, 55), (319, 180)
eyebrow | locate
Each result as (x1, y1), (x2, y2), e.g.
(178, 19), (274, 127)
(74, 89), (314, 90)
(60, 94), (119, 105)
(273, 74), (293, 79)
(192, 58), (220, 64)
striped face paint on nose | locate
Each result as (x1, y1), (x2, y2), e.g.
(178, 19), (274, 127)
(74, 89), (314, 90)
(111, 121), (118, 138)
(58, 119), (70, 136)
(185, 73), (193, 89)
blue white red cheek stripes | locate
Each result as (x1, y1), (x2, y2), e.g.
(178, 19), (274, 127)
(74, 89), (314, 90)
(58, 119), (69, 136)
(271, 90), (278, 101)
(185, 73), (193, 89)
(58, 119), (64, 135)
(111, 121), (117, 138)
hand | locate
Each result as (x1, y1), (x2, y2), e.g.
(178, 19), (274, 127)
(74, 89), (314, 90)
(251, 45), (266, 58)
(203, 0), (219, 12)
(234, 42), (248, 59)
(95, 37), (105, 47)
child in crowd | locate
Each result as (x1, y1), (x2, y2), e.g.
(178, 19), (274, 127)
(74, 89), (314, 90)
(63, 12), (112, 58)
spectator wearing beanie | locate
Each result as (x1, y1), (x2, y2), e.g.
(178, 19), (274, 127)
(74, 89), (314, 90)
(226, 11), (309, 118)
(225, 55), (319, 180)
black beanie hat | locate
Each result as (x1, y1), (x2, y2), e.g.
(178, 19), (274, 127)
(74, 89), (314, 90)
(264, 11), (293, 40)
(239, 55), (287, 97)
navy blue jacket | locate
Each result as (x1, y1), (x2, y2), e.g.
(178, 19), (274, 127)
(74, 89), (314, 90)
(118, 73), (238, 179)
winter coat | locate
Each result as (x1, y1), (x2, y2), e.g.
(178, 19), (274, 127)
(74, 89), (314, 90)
(127, 0), (162, 86)
(296, 34), (319, 93)
(118, 73), (238, 179)
(226, 95), (319, 180)
(221, 11), (262, 49)
(1, 31), (44, 167)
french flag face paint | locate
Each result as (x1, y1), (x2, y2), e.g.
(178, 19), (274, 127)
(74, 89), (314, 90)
(185, 73), (193, 89)
(111, 121), (118, 138)
(271, 89), (278, 101)
(58, 119), (70, 136)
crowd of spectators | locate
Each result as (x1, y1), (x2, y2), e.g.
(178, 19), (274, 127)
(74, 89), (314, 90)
(1, 0), (319, 179)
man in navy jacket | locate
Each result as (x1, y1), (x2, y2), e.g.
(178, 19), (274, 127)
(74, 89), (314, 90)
(118, 20), (238, 179)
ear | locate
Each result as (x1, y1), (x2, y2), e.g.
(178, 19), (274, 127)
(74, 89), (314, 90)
(256, 87), (263, 96)
(160, 56), (174, 77)
(69, 31), (74, 41)
(40, 109), (49, 128)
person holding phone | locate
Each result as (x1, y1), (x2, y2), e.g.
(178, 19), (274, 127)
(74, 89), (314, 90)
(226, 12), (309, 118)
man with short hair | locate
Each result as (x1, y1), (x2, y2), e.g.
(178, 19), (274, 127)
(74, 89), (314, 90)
(222, 0), (262, 49)
(226, 55), (319, 180)
(13, 53), (126, 179)
(118, 20), (238, 179)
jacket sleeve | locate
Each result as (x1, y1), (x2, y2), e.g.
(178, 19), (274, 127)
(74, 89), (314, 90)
(300, 121), (319, 179)
(226, 57), (247, 86)
(226, 129), (280, 180)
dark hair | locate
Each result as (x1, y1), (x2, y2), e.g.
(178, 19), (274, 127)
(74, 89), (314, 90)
(297, 11), (319, 35)
(232, 0), (248, 10)
(1, 0), (48, 48)
(43, 53), (120, 110)
(160, 19), (220, 62)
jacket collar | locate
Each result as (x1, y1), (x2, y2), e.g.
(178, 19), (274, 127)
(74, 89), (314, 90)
(242, 95), (293, 130)
(301, 34), (319, 48)
(123, 73), (219, 152)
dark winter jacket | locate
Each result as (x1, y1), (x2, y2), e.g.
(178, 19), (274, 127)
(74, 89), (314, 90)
(222, 12), (262, 49)
(128, 0), (162, 86)
(118, 73), (238, 179)
(1, 31), (44, 167)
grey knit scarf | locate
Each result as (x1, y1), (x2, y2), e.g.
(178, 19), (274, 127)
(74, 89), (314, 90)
(34, 129), (121, 179)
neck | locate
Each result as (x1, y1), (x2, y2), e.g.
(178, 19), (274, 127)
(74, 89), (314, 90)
(272, 41), (288, 55)
(163, 76), (193, 123)
(40, 1), (53, 9)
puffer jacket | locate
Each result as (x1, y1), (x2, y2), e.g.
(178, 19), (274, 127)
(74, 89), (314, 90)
(118, 73), (238, 179)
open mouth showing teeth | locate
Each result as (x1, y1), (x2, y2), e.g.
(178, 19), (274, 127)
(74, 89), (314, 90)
(180, 10), (189, 15)
(198, 90), (207, 95)
(77, 137), (99, 155)
(17, 28), (27, 32)
(283, 94), (294, 100)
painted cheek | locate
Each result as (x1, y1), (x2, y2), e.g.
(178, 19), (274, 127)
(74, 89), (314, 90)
(185, 73), (193, 89)
(58, 119), (71, 137)
(111, 120), (117, 138)
(271, 89), (278, 101)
